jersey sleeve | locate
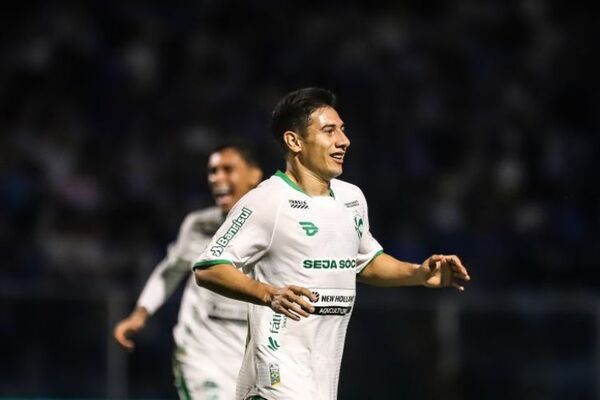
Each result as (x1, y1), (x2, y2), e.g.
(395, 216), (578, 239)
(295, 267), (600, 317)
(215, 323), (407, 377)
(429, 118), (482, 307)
(354, 189), (384, 275)
(137, 212), (212, 315)
(193, 187), (279, 272)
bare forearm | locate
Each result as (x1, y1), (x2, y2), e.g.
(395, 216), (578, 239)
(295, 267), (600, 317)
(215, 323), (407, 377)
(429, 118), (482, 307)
(357, 253), (425, 287)
(194, 264), (275, 306)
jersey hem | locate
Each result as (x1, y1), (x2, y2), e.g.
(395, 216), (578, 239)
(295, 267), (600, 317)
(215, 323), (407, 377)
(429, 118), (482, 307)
(356, 249), (384, 276)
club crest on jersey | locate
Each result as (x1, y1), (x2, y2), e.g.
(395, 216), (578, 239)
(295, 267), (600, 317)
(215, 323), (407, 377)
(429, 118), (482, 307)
(354, 214), (364, 238)
(299, 221), (319, 236)
(289, 199), (309, 209)
(210, 207), (252, 256)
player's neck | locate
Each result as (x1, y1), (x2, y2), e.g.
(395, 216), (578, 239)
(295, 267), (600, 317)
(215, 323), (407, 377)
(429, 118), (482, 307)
(285, 161), (331, 197)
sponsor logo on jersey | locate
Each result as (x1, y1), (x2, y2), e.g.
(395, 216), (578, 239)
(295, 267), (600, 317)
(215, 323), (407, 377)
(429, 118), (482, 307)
(210, 207), (252, 256)
(269, 363), (281, 386)
(268, 336), (280, 351)
(268, 313), (285, 351)
(299, 221), (319, 236)
(310, 289), (355, 315)
(354, 214), (364, 238)
(312, 291), (320, 302)
(302, 258), (356, 269)
(269, 313), (284, 334)
(345, 200), (360, 208)
(289, 199), (309, 209)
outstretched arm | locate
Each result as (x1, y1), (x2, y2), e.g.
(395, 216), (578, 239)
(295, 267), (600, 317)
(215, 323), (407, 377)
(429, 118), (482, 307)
(358, 253), (470, 291)
(194, 264), (317, 321)
(113, 212), (212, 351)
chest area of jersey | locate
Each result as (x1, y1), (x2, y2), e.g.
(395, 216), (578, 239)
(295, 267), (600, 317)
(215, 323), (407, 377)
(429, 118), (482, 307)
(275, 196), (363, 258)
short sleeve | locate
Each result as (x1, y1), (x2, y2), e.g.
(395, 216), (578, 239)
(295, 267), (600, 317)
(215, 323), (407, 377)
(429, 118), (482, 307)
(193, 187), (280, 272)
(168, 213), (214, 269)
(354, 189), (384, 274)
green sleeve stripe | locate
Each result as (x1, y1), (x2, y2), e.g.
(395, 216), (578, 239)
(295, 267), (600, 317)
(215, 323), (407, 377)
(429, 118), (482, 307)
(356, 249), (384, 276)
(192, 259), (234, 270)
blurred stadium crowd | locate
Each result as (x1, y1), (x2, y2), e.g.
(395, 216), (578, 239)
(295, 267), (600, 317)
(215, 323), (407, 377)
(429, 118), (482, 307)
(1, 1), (598, 399)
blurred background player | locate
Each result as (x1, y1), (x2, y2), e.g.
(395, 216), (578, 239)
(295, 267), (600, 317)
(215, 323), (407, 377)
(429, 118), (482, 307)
(114, 144), (263, 400)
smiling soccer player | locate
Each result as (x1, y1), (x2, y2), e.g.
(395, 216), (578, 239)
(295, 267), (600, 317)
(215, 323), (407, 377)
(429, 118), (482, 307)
(193, 88), (470, 400)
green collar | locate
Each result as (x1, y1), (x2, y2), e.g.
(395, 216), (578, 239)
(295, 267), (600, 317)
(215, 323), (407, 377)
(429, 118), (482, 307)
(274, 170), (335, 198)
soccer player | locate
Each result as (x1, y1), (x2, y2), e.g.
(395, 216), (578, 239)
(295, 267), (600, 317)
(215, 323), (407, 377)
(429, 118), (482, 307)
(114, 144), (263, 400)
(193, 88), (471, 400)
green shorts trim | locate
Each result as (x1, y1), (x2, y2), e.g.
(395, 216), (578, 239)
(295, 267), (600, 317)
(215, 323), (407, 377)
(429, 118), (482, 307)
(172, 354), (192, 400)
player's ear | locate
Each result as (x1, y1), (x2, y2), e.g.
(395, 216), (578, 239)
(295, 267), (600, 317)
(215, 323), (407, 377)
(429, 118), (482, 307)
(283, 130), (302, 154)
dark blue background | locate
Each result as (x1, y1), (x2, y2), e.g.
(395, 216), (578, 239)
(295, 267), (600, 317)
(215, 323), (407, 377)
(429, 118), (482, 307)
(1, 1), (597, 398)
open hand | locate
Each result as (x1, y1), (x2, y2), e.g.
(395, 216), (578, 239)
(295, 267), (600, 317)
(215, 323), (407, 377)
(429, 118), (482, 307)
(422, 254), (470, 291)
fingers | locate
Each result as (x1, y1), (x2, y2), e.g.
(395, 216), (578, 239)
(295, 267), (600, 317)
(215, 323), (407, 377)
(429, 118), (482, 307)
(428, 254), (443, 269)
(120, 338), (135, 351)
(289, 285), (318, 302)
(444, 255), (470, 281)
(443, 255), (469, 291)
(271, 285), (316, 320)
(114, 324), (135, 351)
(288, 286), (317, 314)
(274, 298), (308, 321)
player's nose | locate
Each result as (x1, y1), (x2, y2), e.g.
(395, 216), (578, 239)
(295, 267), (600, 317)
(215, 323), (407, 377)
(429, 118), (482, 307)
(337, 129), (350, 149)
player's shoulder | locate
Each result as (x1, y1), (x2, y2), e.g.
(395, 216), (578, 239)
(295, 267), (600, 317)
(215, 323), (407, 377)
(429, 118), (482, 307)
(331, 178), (367, 202)
(180, 206), (224, 235)
(237, 172), (290, 205)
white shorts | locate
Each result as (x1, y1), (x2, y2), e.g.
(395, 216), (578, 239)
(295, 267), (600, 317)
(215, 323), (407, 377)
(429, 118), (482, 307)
(172, 348), (239, 400)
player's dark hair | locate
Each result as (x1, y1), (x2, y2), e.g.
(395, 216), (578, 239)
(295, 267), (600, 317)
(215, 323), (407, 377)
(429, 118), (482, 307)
(210, 142), (260, 168)
(271, 87), (337, 151)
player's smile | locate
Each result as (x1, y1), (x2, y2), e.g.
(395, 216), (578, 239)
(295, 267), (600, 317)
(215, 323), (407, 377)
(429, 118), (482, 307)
(212, 185), (233, 208)
(330, 151), (345, 164)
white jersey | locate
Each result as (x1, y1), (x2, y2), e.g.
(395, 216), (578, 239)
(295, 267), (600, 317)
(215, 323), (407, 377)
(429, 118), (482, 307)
(136, 207), (247, 388)
(193, 171), (383, 400)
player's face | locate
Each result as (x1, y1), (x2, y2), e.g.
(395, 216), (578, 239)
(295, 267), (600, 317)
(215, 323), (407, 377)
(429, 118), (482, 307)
(207, 148), (261, 212)
(299, 106), (350, 181)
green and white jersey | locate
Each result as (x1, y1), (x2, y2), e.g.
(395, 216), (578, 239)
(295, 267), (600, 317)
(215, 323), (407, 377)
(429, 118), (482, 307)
(193, 171), (383, 400)
(137, 207), (247, 381)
